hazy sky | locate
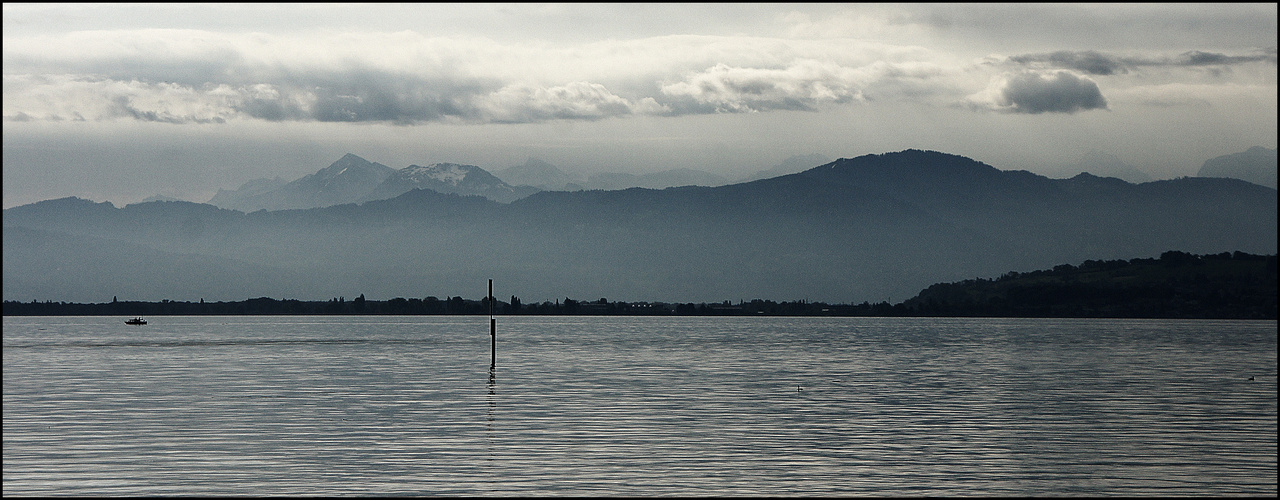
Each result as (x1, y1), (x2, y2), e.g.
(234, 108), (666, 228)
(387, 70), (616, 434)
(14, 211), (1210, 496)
(3, 3), (1276, 208)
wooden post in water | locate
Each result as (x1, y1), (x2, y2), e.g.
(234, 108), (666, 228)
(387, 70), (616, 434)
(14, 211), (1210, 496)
(489, 279), (496, 370)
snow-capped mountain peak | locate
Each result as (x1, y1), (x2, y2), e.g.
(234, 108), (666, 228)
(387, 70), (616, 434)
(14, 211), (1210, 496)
(401, 163), (473, 186)
(357, 162), (538, 204)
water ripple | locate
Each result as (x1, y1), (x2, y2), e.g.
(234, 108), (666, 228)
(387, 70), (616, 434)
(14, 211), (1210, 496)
(4, 316), (1275, 496)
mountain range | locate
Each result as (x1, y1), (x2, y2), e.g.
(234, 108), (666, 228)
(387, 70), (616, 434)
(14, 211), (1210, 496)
(205, 153), (748, 212)
(4, 149), (1276, 304)
(201, 147), (1275, 213)
(206, 153), (539, 211)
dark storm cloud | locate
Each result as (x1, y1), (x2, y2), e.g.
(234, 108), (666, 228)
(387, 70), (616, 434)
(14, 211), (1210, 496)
(1008, 49), (1277, 75)
(998, 71), (1108, 114)
(1008, 51), (1134, 75)
(1175, 49), (1277, 66)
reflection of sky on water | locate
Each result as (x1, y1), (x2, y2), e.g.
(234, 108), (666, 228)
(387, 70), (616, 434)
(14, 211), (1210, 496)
(3, 316), (1275, 495)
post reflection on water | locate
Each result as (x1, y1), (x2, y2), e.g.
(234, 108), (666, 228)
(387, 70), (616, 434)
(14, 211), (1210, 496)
(487, 367), (496, 426)
(486, 367), (496, 467)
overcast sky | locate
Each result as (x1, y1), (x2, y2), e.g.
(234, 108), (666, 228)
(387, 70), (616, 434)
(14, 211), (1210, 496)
(3, 3), (1276, 208)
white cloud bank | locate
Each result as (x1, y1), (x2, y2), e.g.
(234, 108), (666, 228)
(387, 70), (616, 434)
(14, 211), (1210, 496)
(13, 27), (1266, 125)
(4, 4), (1276, 127)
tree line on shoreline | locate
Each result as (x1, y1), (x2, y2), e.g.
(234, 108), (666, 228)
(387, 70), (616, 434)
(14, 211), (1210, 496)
(4, 251), (1275, 319)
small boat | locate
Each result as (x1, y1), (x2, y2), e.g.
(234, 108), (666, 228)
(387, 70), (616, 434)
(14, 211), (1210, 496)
(125, 317), (147, 325)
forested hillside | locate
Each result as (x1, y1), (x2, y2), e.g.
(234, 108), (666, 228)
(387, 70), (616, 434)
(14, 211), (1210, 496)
(904, 251), (1277, 319)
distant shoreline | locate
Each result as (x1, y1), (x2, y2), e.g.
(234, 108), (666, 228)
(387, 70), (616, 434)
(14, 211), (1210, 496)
(4, 301), (1277, 320)
(0, 295), (914, 318)
(6, 251), (1276, 321)
(6, 251), (1274, 320)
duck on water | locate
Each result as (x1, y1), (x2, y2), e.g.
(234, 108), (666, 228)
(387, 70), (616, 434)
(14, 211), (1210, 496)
(125, 317), (146, 325)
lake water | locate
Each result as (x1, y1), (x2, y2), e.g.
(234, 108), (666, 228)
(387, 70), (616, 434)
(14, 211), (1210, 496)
(3, 315), (1276, 496)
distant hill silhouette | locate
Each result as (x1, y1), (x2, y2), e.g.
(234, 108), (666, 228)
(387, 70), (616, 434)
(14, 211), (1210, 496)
(206, 176), (288, 209)
(583, 168), (729, 190)
(494, 157), (734, 191)
(493, 157), (582, 191)
(1042, 150), (1153, 184)
(138, 194), (185, 204)
(1197, 146), (1277, 189)
(737, 153), (832, 183)
(6, 149), (1276, 304)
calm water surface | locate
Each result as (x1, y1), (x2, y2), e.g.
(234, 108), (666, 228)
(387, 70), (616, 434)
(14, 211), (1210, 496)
(4, 316), (1276, 496)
